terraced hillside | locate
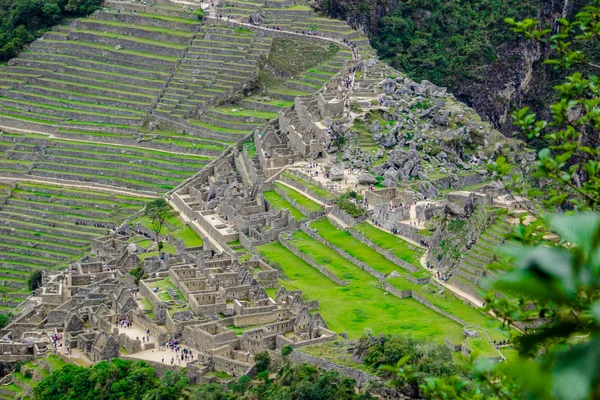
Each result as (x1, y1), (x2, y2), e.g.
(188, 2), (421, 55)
(0, 133), (211, 194)
(0, 181), (145, 303)
(0, 0), (363, 309)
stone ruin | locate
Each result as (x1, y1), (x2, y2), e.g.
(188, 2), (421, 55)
(0, 226), (335, 382)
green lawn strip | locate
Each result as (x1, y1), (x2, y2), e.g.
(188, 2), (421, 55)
(0, 226), (90, 246)
(10, 90), (146, 114)
(16, 182), (144, 203)
(148, 277), (184, 300)
(78, 18), (196, 37)
(3, 204), (114, 222)
(45, 147), (208, 168)
(212, 107), (277, 120)
(464, 335), (499, 358)
(274, 182), (322, 212)
(7, 196), (113, 215)
(52, 139), (212, 162)
(38, 78), (157, 99)
(72, 29), (188, 49)
(289, 230), (363, 282)
(0, 257), (61, 270)
(354, 222), (423, 267)
(139, 297), (153, 311)
(11, 188), (143, 208)
(131, 12), (200, 24)
(31, 167), (178, 190)
(41, 40), (179, 62)
(281, 172), (337, 200)
(0, 268), (30, 277)
(257, 241), (464, 341)
(0, 250), (57, 266)
(0, 110), (59, 125)
(2, 242), (79, 258)
(170, 226), (203, 247)
(5, 234), (83, 251)
(38, 152), (199, 176)
(185, 119), (251, 135)
(311, 219), (405, 275)
(24, 55), (170, 79)
(0, 97), (143, 119)
(151, 137), (228, 152)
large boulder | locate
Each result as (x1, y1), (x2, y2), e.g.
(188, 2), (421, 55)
(381, 78), (397, 94)
(358, 173), (378, 185)
(330, 164), (344, 181)
(420, 181), (440, 200)
(249, 12), (264, 25)
(445, 191), (476, 217)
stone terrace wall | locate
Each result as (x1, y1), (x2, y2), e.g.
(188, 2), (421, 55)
(278, 173), (335, 206)
(347, 229), (420, 273)
(299, 224), (386, 281)
(278, 233), (348, 286)
(331, 205), (367, 227)
(274, 186), (326, 220)
(288, 350), (379, 388)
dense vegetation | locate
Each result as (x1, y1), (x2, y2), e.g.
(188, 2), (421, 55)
(370, 0), (540, 88)
(0, 0), (101, 61)
(34, 357), (370, 400)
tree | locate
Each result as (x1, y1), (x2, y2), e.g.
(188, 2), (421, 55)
(254, 351), (271, 374)
(28, 270), (43, 292)
(144, 198), (177, 251)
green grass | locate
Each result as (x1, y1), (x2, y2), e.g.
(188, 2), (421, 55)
(264, 190), (305, 220)
(258, 241), (464, 341)
(170, 226), (203, 247)
(274, 182), (322, 212)
(281, 172), (337, 200)
(310, 219), (406, 275)
(147, 277), (184, 301)
(139, 297), (153, 311)
(79, 18), (196, 37)
(212, 106), (277, 120)
(187, 119), (251, 135)
(354, 222), (424, 267)
(46, 355), (65, 371)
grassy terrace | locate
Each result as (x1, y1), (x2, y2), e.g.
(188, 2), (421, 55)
(187, 119), (252, 135)
(310, 218), (408, 275)
(264, 191), (305, 220)
(212, 106), (278, 120)
(281, 172), (337, 201)
(71, 29), (188, 49)
(274, 182), (322, 212)
(78, 19), (196, 37)
(258, 241), (464, 342)
(170, 226), (203, 248)
(354, 222), (424, 267)
(38, 40), (179, 62)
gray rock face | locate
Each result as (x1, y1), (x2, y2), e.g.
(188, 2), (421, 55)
(249, 12), (264, 25)
(172, 310), (194, 322)
(420, 181), (440, 200)
(464, 329), (479, 338)
(358, 173), (378, 184)
(446, 191), (476, 217)
(370, 120), (381, 133)
(380, 132), (397, 148)
(382, 78), (396, 94)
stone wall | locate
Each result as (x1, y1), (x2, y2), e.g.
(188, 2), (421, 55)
(278, 233), (349, 286)
(299, 223), (387, 280)
(274, 186), (326, 220)
(347, 228), (420, 273)
(278, 173), (335, 205)
(287, 350), (379, 388)
(330, 205), (367, 227)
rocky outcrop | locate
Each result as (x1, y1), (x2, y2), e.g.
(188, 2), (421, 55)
(314, 0), (578, 136)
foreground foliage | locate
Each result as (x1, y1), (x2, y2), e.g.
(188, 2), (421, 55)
(34, 359), (370, 400)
